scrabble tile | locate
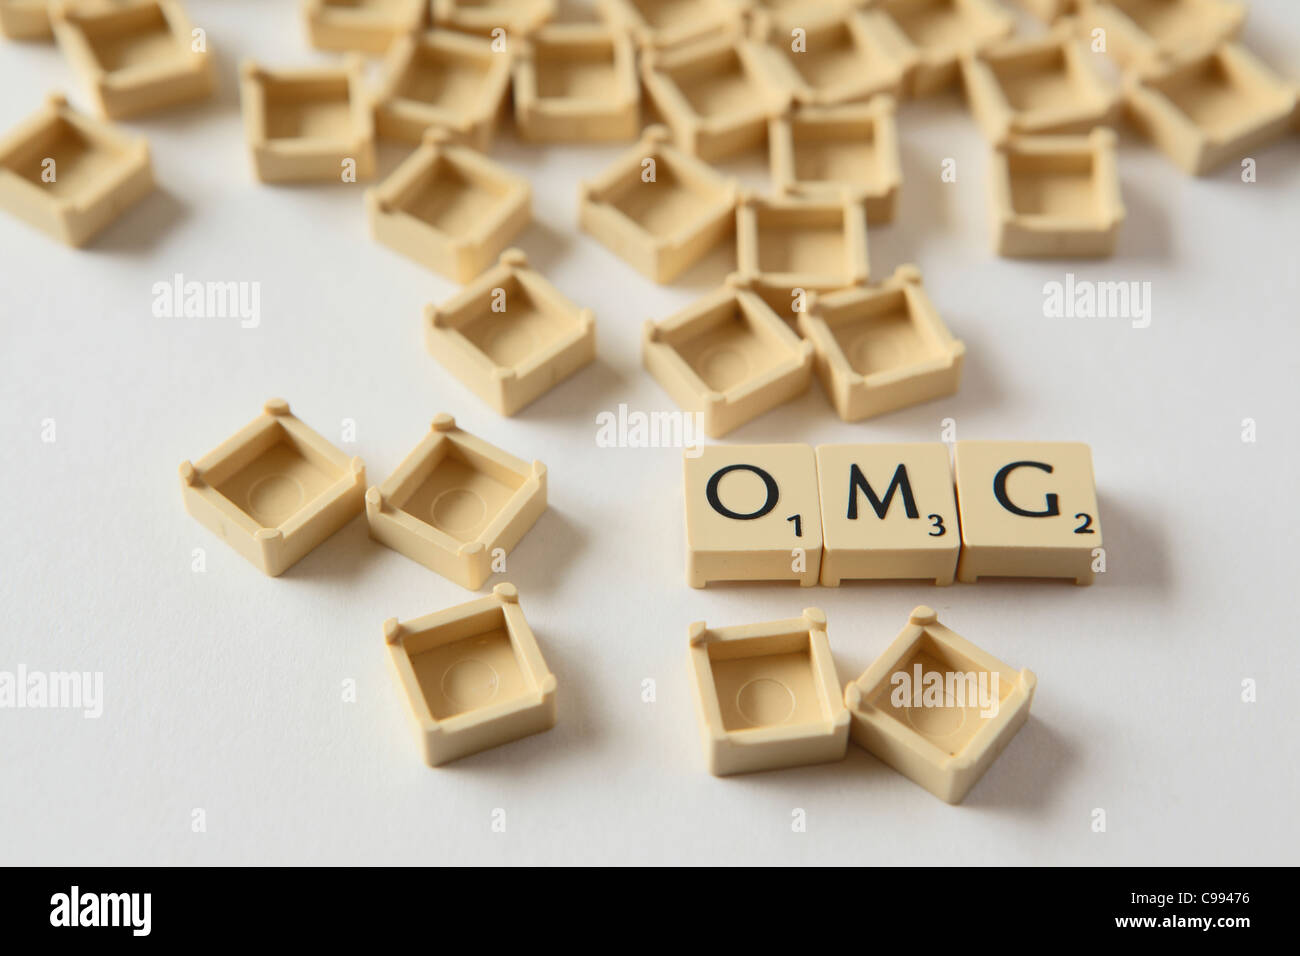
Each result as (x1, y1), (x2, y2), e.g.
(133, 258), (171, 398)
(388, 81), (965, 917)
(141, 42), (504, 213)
(736, 192), (870, 293)
(768, 97), (903, 224)
(989, 129), (1125, 258)
(844, 606), (1036, 803)
(954, 440), (1101, 585)
(639, 30), (790, 162)
(423, 248), (596, 416)
(876, 0), (1015, 97)
(384, 583), (557, 767)
(643, 279), (814, 439)
(374, 28), (513, 151)
(579, 125), (737, 284)
(366, 414), (546, 589)
(1124, 42), (1298, 176)
(799, 264), (964, 421)
(431, 0), (554, 37)
(597, 0), (738, 51)
(179, 399), (367, 577)
(688, 608), (849, 775)
(684, 443), (822, 587)
(0, 93), (154, 247)
(816, 443), (959, 586)
(1079, 0), (1244, 70)
(960, 22), (1120, 144)
(302, 0), (426, 55)
(756, 7), (912, 107)
(366, 129), (531, 282)
(0, 0), (51, 40)
(240, 58), (376, 183)
(51, 0), (215, 119)
(512, 23), (639, 142)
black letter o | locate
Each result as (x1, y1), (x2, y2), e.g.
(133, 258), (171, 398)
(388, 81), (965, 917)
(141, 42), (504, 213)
(706, 464), (778, 520)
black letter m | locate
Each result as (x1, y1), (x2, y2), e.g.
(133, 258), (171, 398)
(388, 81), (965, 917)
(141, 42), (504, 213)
(847, 464), (918, 520)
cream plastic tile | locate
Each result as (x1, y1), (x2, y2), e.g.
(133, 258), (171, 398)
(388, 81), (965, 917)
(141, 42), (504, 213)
(799, 266), (964, 421)
(736, 192), (870, 293)
(769, 97), (902, 224)
(728, 273), (812, 332)
(844, 606), (1036, 804)
(50, 0), (214, 119)
(1124, 42), (1298, 176)
(385, 583), (557, 766)
(1012, 0), (1076, 21)
(816, 443), (959, 586)
(990, 129), (1124, 258)
(512, 23), (639, 142)
(1078, 0), (1243, 69)
(639, 31), (790, 161)
(756, 7), (913, 107)
(688, 608), (849, 775)
(961, 22), (1120, 144)
(953, 440), (1101, 585)
(366, 413), (546, 589)
(366, 129), (531, 282)
(424, 248), (596, 416)
(431, 0), (554, 36)
(578, 125), (738, 284)
(0, 93), (153, 247)
(876, 0), (1014, 96)
(643, 280), (814, 440)
(597, 0), (737, 50)
(375, 28), (511, 150)
(303, 0), (425, 55)
(240, 58), (376, 183)
(179, 399), (367, 578)
(683, 443), (822, 587)
(0, 0), (52, 40)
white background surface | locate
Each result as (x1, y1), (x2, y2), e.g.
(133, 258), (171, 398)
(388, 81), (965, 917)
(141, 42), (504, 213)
(2, 1), (1299, 866)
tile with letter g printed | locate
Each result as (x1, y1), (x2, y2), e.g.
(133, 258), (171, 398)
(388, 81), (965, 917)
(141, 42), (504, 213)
(954, 441), (1100, 585)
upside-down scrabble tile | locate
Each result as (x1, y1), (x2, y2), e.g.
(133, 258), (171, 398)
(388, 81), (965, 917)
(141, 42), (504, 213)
(385, 583), (557, 767)
(798, 264), (964, 421)
(374, 28), (512, 150)
(179, 399), (367, 577)
(990, 129), (1125, 258)
(961, 22), (1120, 143)
(431, 0), (554, 37)
(596, 0), (737, 51)
(578, 125), (737, 284)
(684, 443), (822, 588)
(769, 97), (903, 224)
(816, 443), (959, 586)
(876, 0), (1015, 97)
(953, 440), (1101, 585)
(512, 22), (639, 142)
(688, 608), (849, 775)
(366, 129), (531, 282)
(51, 0), (215, 119)
(423, 248), (596, 416)
(755, 6), (913, 107)
(643, 279), (814, 439)
(1077, 0), (1244, 69)
(366, 414), (546, 590)
(240, 57), (376, 183)
(844, 606), (1036, 804)
(302, 0), (426, 55)
(0, 93), (154, 247)
(1123, 42), (1298, 176)
(736, 192), (870, 293)
(639, 30), (790, 162)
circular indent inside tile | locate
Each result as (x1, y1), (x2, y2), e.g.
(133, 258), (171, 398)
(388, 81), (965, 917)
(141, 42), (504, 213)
(905, 698), (965, 738)
(246, 474), (303, 525)
(484, 322), (534, 365)
(697, 346), (749, 389)
(736, 678), (795, 727)
(442, 658), (499, 709)
(431, 488), (486, 534)
(851, 331), (898, 373)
